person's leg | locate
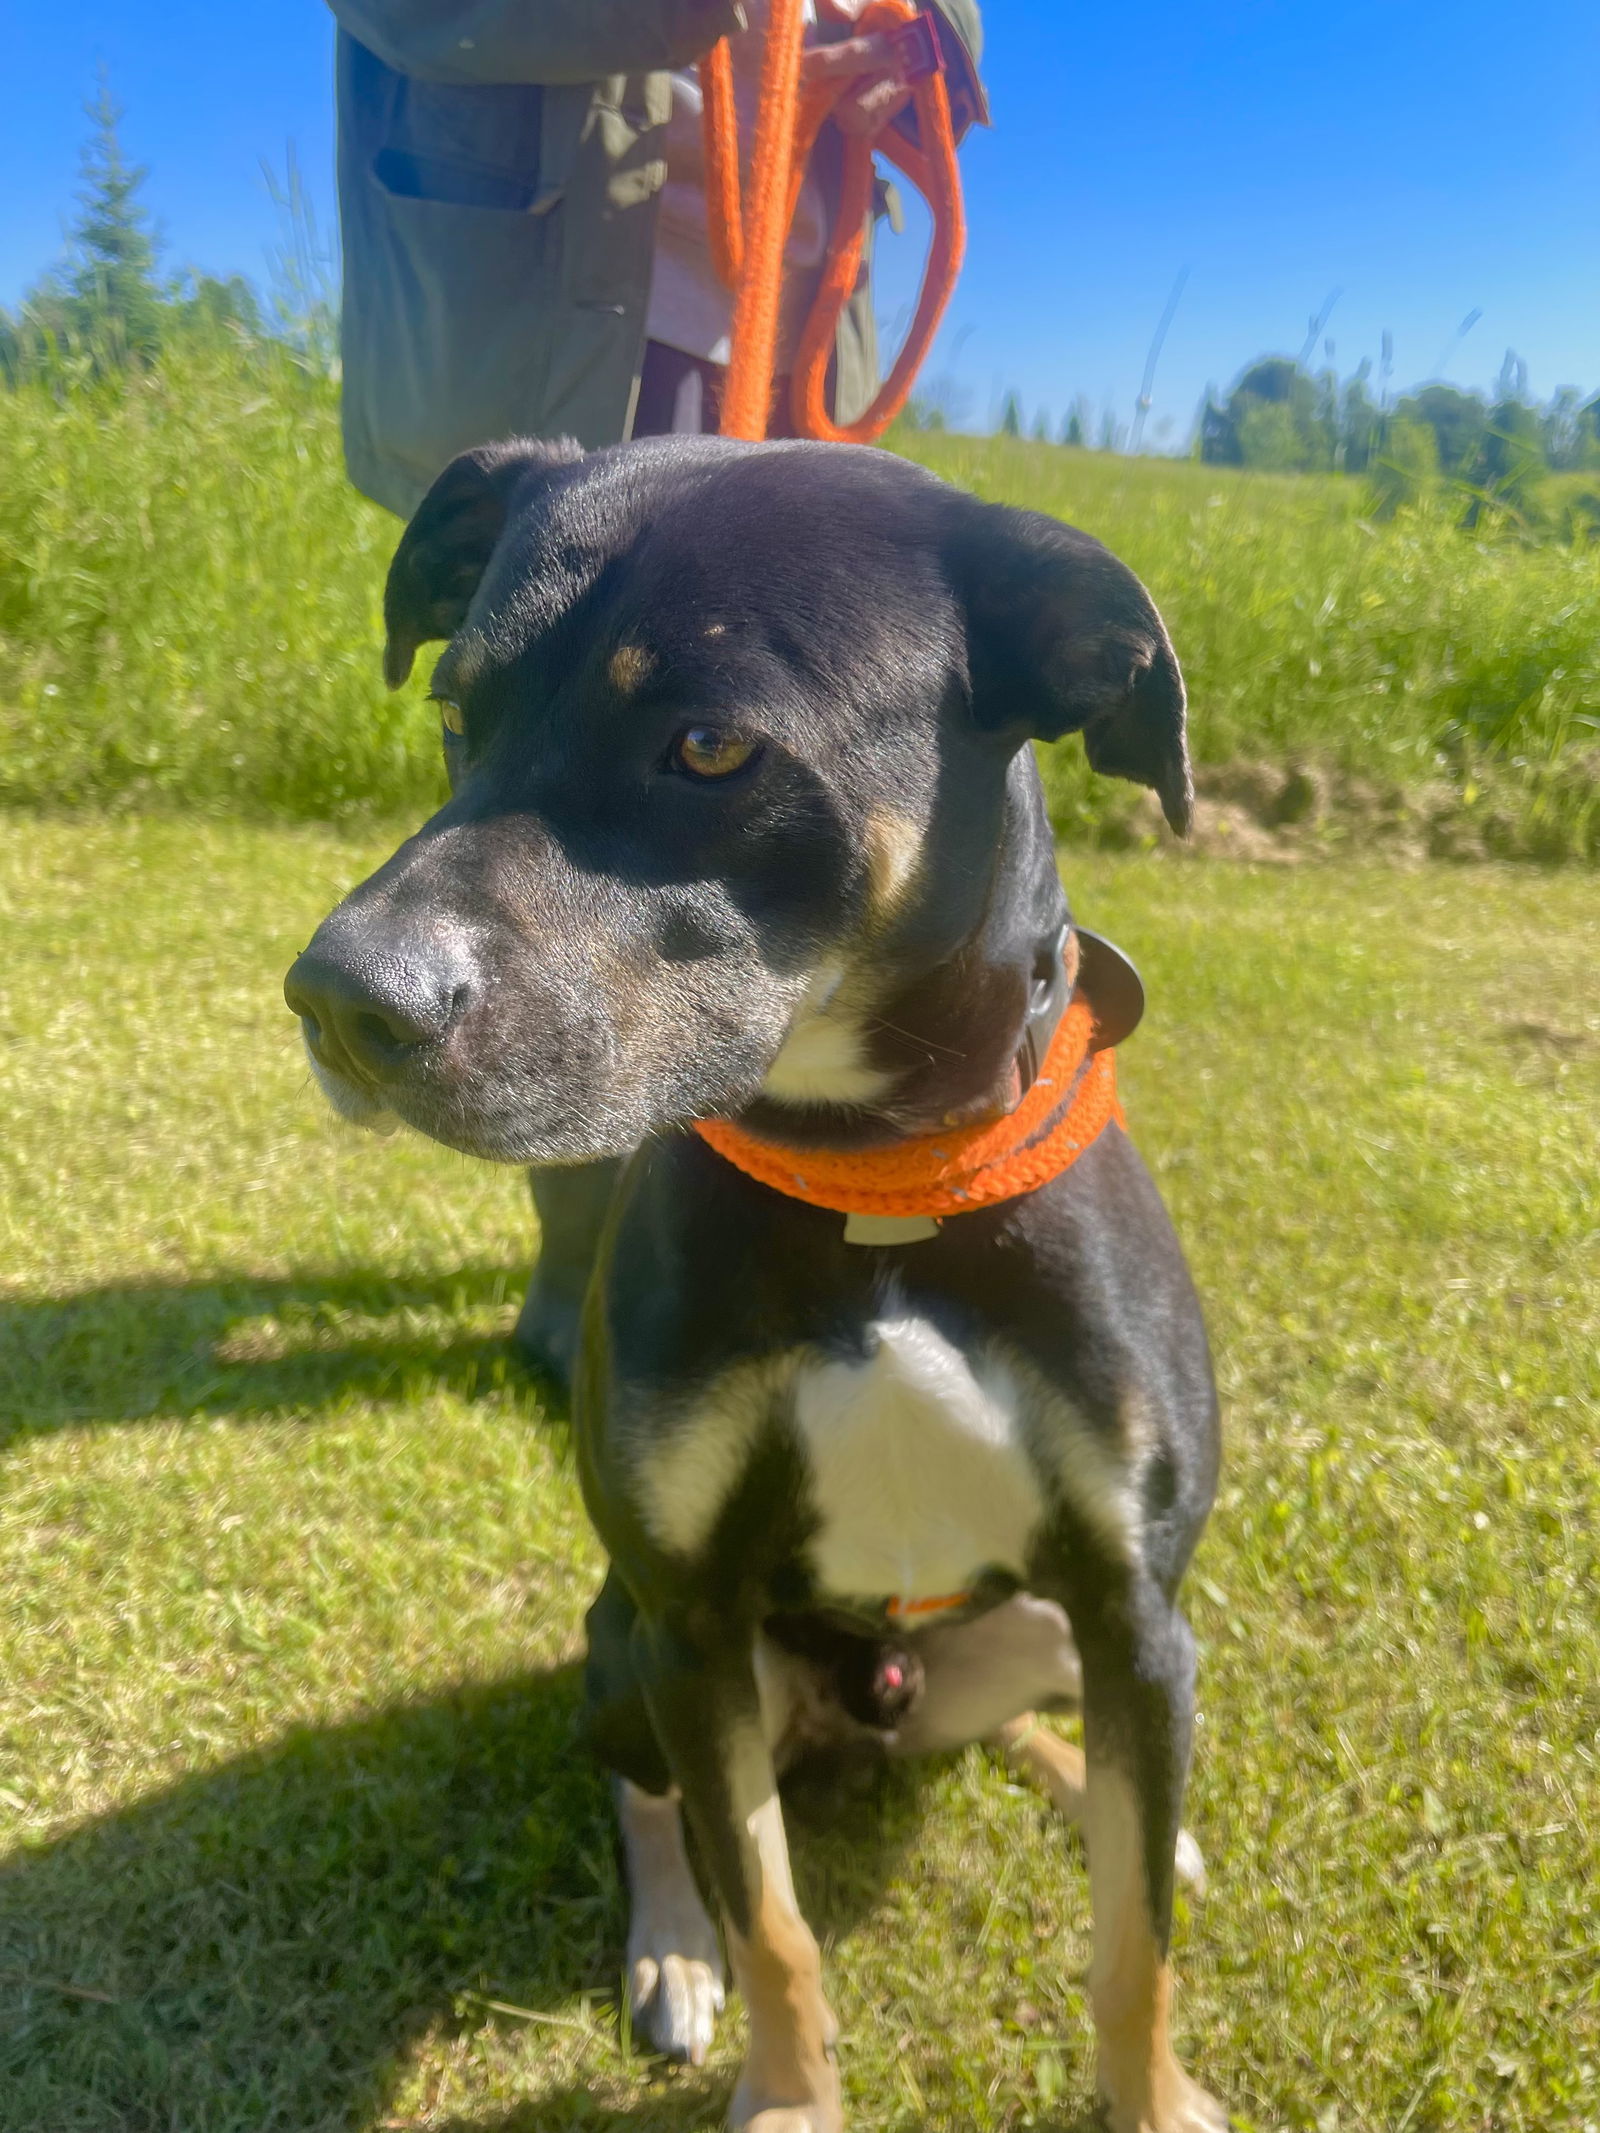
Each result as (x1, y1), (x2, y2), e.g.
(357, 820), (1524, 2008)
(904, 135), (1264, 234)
(634, 337), (802, 441)
(634, 337), (713, 436)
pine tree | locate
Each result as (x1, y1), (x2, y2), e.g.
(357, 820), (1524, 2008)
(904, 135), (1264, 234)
(998, 391), (1022, 437)
(66, 72), (164, 362)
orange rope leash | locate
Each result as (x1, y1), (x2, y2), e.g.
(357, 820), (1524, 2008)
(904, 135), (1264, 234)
(695, 994), (1125, 1220)
(699, 0), (966, 443)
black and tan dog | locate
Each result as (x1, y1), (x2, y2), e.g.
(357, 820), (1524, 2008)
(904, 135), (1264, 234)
(285, 436), (1224, 2132)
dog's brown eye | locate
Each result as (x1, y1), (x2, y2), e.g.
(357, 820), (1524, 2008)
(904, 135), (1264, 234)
(674, 726), (757, 779)
(436, 698), (465, 736)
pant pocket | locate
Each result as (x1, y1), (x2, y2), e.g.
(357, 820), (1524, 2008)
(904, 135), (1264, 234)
(347, 168), (563, 488)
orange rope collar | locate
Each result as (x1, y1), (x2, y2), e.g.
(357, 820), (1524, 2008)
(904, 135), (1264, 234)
(695, 993), (1123, 1221)
(700, 0), (966, 443)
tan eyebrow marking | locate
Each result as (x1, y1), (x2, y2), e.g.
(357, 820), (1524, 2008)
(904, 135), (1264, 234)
(609, 644), (655, 694)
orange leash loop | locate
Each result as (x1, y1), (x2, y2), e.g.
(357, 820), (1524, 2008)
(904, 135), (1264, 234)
(699, 35), (744, 290)
(695, 996), (1126, 1221)
(791, 4), (965, 444)
(699, 0), (966, 443)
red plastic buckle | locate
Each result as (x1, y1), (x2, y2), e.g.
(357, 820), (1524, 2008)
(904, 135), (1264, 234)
(889, 11), (942, 83)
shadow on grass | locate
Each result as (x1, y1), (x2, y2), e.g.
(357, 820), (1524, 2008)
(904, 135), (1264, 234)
(0, 1263), (558, 1443)
(0, 1274), (1107, 2128)
(0, 1668), (946, 2133)
(437, 2099), (1105, 2133)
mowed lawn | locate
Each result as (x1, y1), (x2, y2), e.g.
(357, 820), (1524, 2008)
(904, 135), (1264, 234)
(1, 816), (1596, 2133)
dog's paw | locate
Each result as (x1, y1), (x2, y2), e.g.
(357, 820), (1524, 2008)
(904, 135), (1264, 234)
(618, 1777), (725, 2063)
(730, 2054), (843, 2132)
(1174, 1826), (1208, 1897)
(629, 1941), (725, 2064)
(1102, 2066), (1229, 2133)
(732, 2107), (843, 2133)
(737, 2114), (841, 2133)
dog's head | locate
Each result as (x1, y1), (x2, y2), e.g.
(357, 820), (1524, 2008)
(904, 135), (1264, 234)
(285, 437), (1188, 1164)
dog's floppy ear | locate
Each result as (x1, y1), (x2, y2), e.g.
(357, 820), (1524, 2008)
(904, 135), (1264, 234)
(949, 499), (1192, 834)
(382, 437), (585, 688)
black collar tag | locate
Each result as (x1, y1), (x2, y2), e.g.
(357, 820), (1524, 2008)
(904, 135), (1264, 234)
(1015, 925), (1146, 1100)
(1017, 922), (1072, 1097)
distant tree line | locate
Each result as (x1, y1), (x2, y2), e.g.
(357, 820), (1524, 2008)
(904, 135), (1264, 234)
(12, 79), (1598, 547)
(1191, 352), (1600, 532)
(1, 77), (331, 384)
(1200, 350), (1596, 477)
(908, 351), (1600, 537)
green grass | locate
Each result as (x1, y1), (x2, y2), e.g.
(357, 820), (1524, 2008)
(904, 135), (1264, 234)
(2, 340), (1599, 853)
(894, 434), (1600, 857)
(0, 343), (413, 818)
(2, 817), (1596, 2132)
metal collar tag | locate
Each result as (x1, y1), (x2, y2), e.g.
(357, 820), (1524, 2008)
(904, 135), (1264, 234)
(843, 1210), (942, 1246)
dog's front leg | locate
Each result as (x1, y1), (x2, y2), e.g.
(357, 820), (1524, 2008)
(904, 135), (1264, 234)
(634, 1611), (842, 2133)
(1068, 1577), (1226, 2133)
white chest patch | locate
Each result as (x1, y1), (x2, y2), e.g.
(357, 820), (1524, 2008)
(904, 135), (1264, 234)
(793, 1314), (1044, 1604)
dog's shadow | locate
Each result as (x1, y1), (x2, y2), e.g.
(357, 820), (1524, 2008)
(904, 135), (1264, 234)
(444, 2095), (1104, 2133)
(2, 1664), (1061, 2131)
(0, 1263), (550, 1446)
(1, 1279), (1103, 2128)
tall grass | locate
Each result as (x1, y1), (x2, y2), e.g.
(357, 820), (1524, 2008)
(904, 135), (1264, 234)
(0, 336), (434, 817)
(899, 434), (1600, 857)
(2, 337), (1598, 851)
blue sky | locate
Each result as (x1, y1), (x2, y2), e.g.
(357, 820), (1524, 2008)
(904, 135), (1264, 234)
(4, 0), (1596, 445)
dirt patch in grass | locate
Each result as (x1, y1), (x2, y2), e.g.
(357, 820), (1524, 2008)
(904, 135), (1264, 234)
(1112, 751), (1600, 865)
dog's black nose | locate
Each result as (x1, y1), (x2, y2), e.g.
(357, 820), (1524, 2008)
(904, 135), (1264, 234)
(285, 936), (474, 1081)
